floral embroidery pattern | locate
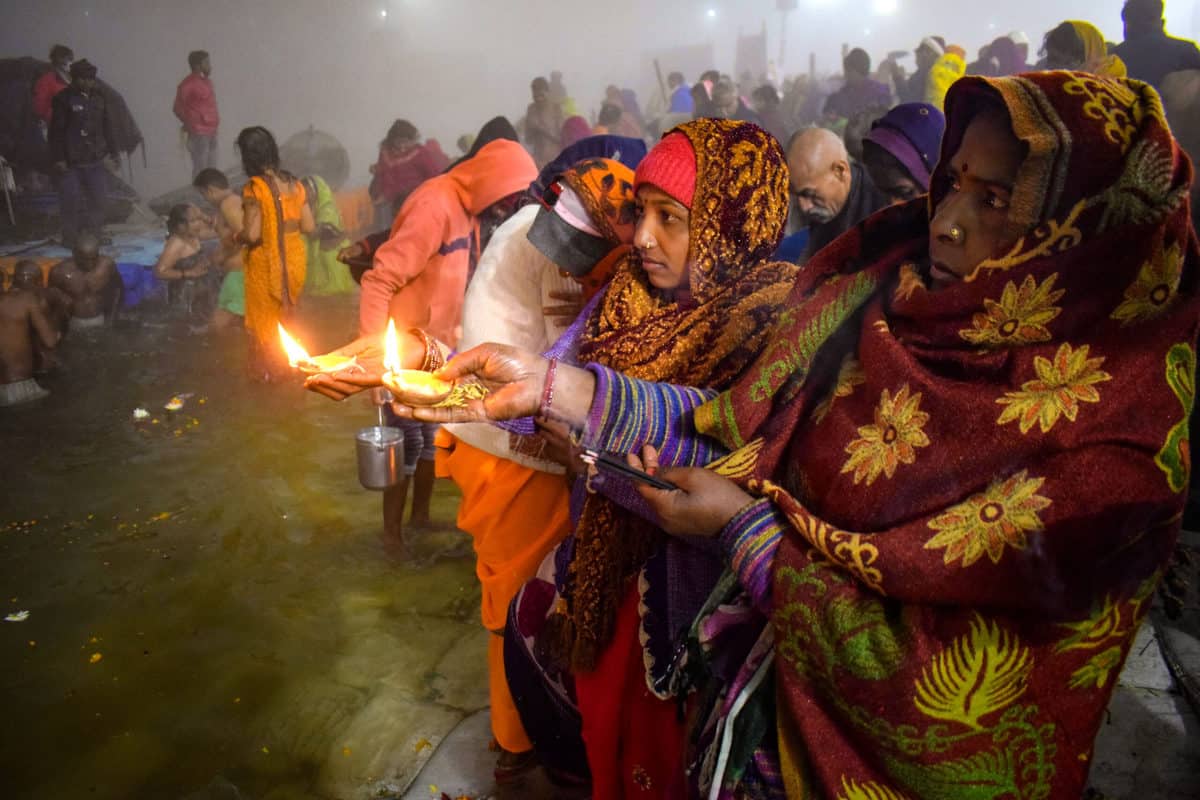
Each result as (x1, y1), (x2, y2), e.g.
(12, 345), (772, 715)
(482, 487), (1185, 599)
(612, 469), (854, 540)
(813, 356), (866, 423)
(995, 343), (1112, 434)
(1100, 140), (1186, 230)
(842, 385), (930, 486)
(836, 776), (912, 800)
(925, 471), (1052, 567)
(893, 262), (925, 302)
(631, 764), (653, 792)
(1067, 646), (1124, 690)
(913, 614), (1033, 730)
(783, 503), (884, 592)
(1156, 343), (1195, 492)
(1062, 73), (1142, 152)
(1056, 594), (1128, 654)
(960, 274), (1065, 347)
(709, 437), (764, 479)
(975, 200), (1085, 274)
(1112, 241), (1184, 325)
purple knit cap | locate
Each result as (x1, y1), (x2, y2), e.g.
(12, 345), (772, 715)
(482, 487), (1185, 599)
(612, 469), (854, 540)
(863, 102), (946, 189)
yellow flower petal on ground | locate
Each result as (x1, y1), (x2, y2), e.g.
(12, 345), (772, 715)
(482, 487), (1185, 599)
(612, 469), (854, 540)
(925, 470), (1051, 567)
(960, 273), (1064, 347)
(841, 384), (930, 486)
(996, 343), (1112, 434)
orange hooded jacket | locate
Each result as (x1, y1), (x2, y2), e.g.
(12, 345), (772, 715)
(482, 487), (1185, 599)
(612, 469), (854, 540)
(359, 139), (537, 345)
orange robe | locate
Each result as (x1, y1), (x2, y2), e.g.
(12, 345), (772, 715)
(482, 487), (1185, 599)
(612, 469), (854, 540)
(435, 430), (571, 752)
(242, 175), (307, 369)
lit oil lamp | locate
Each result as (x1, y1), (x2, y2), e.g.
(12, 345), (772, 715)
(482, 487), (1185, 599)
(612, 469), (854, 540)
(379, 319), (455, 405)
(278, 323), (360, 375)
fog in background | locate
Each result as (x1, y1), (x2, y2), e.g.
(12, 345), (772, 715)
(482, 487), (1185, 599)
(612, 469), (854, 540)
(4, 0), (1199, 199)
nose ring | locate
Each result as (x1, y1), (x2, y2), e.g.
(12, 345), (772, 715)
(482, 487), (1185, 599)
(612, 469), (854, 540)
(948, 225), (964, 244)
(640, 237), (656, 250)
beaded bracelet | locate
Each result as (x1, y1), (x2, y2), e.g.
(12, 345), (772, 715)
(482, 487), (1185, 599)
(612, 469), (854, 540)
(411, 328), (445, 372)
(539, 357), (559, 420)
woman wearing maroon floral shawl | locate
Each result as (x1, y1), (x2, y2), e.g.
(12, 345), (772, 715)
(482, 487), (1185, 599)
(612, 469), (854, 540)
(391, 72), (1199, 798)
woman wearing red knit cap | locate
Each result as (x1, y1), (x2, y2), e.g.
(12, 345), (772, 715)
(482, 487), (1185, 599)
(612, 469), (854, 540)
(495, 119), (798, 797)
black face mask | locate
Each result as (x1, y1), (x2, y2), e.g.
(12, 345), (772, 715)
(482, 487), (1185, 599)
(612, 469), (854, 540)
(526, 206), (612, 276)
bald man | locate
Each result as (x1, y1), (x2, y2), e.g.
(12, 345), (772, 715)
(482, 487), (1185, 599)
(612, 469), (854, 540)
(48, 230), (122, 330)
(787, 127), (887, 262)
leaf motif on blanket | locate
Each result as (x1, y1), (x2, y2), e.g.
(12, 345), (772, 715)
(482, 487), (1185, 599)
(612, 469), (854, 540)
(913, 614), (1032, 730)
(708, 437), (764, 479)
(835, 777), (912, 800)
(1154, 342), (1195, 493)
(1067, 645), (1124, 690)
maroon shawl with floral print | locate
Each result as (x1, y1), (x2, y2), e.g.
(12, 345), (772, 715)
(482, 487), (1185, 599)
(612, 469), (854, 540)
(697, 73), (1199, 797)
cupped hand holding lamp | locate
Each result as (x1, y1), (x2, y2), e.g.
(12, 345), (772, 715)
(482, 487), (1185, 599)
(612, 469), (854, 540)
(301, 323), (447, 402)
(387, 342), (755, 537)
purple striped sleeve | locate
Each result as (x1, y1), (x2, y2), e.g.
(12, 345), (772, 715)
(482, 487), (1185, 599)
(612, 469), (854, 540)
(582, 364), (721, 466)
(719, 499), (785, 610)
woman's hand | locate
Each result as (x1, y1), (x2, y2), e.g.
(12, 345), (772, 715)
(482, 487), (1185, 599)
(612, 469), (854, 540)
(389, 343), (549, 423)
(628, 445), (755, 538)
(535, 417), (585, 475)
(303, 329), (426, 401)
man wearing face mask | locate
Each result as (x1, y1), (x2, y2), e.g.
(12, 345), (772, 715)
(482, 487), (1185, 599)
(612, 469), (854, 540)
(787, 126), (887, 262)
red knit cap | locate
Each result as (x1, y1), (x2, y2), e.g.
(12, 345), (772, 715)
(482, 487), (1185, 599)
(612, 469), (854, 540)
(634, 132), (697, 208)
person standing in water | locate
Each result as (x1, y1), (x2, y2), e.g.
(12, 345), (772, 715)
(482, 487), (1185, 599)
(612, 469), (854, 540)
(194, 168), (246, 331)
(234, 126), (315, 380)
(47, 230), (122, 331)
(0, 263), (60, 406)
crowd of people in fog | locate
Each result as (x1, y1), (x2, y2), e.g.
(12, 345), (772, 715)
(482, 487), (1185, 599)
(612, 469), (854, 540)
(4, 0), (1200, 797)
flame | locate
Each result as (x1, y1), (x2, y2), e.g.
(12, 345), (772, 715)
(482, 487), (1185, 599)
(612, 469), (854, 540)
(383, 319), (401, 375)
(278, 323), (312, 367)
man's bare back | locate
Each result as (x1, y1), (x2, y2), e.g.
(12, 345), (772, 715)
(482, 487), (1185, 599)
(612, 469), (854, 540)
(0, 288), (58, 385)
(216, 192), (245, 271)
